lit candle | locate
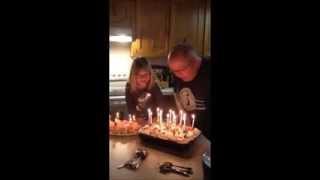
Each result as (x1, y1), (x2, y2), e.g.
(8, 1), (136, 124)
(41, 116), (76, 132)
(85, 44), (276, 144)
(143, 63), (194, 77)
(171, 113), (174, 127)
(183, 113), (186, 130)
(132, 115), (136, 121)
(179, 110), (182, 126)
(160, 109), (163, 129)
(191, 114), (195, 129)
(159, 109), (161, 125)
(157, 107), (160, 123)
(179, 111), (183, 127)
(173, 113), (176, 128)
(161, 110), (163, 125)
(173, 111), (176, 123)
(116, 112), (119, 121)
(129, 114), (132, 122)
(166, 113), (169, 127)
(148, 108), (152, 124)
(169, 110), (171, 122)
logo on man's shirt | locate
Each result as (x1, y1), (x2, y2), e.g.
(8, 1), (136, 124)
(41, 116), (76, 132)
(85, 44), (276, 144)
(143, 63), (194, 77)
(179, 88), (206, 111)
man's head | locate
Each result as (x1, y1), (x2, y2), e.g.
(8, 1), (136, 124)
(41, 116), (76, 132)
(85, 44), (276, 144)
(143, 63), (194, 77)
(167, 44), (201, 82)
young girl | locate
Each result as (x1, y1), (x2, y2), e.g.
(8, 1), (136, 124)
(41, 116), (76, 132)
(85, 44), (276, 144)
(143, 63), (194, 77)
(125, 57), (164, 120)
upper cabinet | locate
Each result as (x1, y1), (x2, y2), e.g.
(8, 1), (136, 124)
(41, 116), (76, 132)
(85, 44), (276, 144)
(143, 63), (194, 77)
(203, 0), (211, 56)
(110, 0), (136, 35)
(130, 0), (170, 58)
(110, 0), (211, 58)
(169, 0), (206, 56)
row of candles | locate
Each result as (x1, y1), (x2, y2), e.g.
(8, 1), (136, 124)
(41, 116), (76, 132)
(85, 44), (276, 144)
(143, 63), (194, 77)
(110, 112), (136, 123)
(110, 108), (196, 130)
(148, 107), (196, 130)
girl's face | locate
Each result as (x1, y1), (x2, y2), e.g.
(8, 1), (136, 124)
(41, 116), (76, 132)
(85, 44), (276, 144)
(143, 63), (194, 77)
(135, 69), (151, 90)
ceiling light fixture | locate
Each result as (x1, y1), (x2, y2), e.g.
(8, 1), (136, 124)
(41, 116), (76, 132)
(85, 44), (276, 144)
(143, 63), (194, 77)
(109, 35), (132, 43)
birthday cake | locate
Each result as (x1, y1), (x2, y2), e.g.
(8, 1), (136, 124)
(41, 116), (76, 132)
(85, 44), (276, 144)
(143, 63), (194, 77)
(109, 113), (142, 136)
(138, 122), (201, 144)
(109, 119), (142, 136)
(139, 109), (201, 144)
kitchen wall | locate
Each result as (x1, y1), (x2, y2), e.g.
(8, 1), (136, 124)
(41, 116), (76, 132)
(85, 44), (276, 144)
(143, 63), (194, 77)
(109, 42), (133, 81)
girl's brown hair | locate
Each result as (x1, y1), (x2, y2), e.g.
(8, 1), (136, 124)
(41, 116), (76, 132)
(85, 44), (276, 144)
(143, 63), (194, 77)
(128, 57), (155, 94)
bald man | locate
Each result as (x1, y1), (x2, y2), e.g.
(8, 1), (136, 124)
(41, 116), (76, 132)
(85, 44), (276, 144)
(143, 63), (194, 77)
(168, 44), (212, 141)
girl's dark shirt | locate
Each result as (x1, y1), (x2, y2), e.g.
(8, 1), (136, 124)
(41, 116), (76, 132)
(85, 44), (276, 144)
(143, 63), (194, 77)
(125, 83), (164, 119)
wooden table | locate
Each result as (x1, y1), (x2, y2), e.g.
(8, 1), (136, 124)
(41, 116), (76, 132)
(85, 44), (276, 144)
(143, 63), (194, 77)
(109, 134), (211, 180)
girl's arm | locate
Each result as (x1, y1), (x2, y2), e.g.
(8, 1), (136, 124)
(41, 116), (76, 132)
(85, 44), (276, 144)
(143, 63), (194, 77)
(152, 84), (167, 110)
(125, 83), (136, 115)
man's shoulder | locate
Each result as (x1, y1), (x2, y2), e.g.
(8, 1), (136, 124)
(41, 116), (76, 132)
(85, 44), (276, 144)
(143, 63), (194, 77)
(201, 57), (211, 67)
(199, 57), (211, 74)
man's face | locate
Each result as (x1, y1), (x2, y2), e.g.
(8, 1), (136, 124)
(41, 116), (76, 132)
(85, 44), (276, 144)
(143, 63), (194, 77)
(135, 69), (150, 90)
(168, 56), (197, 82)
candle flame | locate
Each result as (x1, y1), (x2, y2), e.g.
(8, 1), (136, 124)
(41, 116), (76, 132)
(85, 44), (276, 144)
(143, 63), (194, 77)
(129, 114), (132, 122)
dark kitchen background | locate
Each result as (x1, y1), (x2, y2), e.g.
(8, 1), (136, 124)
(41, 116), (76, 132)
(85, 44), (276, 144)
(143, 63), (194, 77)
(109, 0), (211, 116)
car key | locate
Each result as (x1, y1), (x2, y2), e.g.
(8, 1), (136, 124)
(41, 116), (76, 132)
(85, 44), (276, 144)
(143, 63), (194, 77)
(117, 158), (136, 169)
(160, 162), (193, 176)
(172, 168), (191, 177)
(160, 164), (190, 177)
(118, 149), (147, 170)
(162, 162), (193, 173)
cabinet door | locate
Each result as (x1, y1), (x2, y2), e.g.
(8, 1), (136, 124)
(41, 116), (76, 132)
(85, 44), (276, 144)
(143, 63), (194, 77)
(204, 0), (211, 56)
(131, 0), (170, 58)
(110, 0), (135, 34)
(169, 0), (206, 56)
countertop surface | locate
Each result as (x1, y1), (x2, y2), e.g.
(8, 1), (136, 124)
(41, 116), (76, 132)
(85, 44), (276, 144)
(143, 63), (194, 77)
(109, 133), (211, 180)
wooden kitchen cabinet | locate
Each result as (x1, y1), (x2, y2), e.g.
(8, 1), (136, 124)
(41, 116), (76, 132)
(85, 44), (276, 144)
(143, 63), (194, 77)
(169, 0), (206, 56)
(109, 0), (211, 58)
(130, 0), (170, 58)
(110, 0), (136, 35)
(203, 0), (211, 56)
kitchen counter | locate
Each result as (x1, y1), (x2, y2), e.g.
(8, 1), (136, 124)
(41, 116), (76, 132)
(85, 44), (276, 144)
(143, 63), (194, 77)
(109, 133), (211, 180)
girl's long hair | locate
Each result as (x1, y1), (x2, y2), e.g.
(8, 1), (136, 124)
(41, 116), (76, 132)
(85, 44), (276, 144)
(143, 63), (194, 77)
(128, 57), (155, 94)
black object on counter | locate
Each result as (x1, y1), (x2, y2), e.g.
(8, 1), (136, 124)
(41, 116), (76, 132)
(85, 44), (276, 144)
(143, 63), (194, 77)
(117, 148), (148, 170)
(202, 147), (211, 180)
(159, 162), (193, 177)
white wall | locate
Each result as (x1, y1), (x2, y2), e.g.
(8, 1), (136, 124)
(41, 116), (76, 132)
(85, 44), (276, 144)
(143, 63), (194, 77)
(109, 42), (133, 81)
